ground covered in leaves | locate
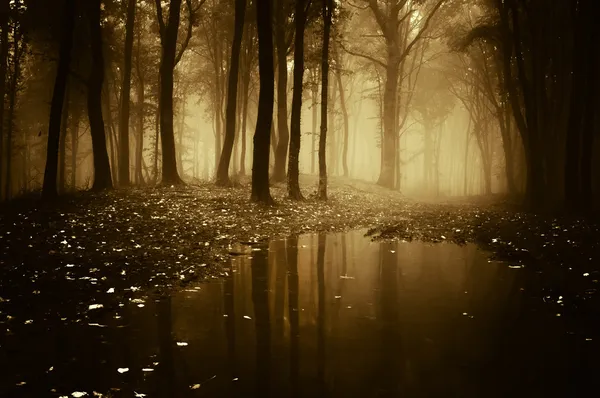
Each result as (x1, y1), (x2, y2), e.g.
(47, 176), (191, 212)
(1, 175), (599, 347)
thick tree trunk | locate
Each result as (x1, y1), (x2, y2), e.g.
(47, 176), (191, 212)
(271, 0), (290, 183)
(216, 0), (246, 186)
(318, 0), (333, 200)
(251, 0), (275, 204)
(118, 0), (136, 187)
(157, 0), (184, 185)
(42, 0), (75, 199)
(377, 62), (398, 189)
(87, 0), (113, 191)
(287, 0), (306, 200)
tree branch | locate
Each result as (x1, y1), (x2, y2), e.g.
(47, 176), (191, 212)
(154, 0), (165, 40)
(397, 0), (445, 65)
(175, 0), (199, 66)
(338, 40), (387, 68)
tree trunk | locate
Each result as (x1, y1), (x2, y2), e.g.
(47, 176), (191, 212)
(216, 0), (246, 186)
(240, 71), (249, 176)
(70, 100), (81, 190)
(59, 85), (70, 194)
(288, 0), (306, 200)
(154, 105), (160, 182)
(463, 117), (471, 196)
(328, 76), (337, 176)
(4, 24), (22, 199)
(87, 0), (113, 191)
(336, 69), (349, 177)
(0, 7), (9, 197)
(311, 76), (318, 174)
(135, 46), (145, 185)
(271, 0), (290, 183)
(318, 0), (333, 200)
(377, 61), (398, 189)
(103, 88), (119, 185)
(251, 0), (275, 204)
(118, 0), (136, 187)
(42, 0), (75, 199)
(157, 0), (184, 185)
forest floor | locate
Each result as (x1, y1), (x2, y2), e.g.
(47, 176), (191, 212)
(0, 174), (599, 331)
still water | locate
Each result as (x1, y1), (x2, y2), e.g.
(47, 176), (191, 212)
(2, 230), (597, 397)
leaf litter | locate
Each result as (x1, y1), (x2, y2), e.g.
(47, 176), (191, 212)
(0, 176), (599, 392)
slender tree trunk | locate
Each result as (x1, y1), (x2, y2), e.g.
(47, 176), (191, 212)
(328, 76), (337, 176)
(336, 69), (349, 178)
(311, 78), (318, 174)
(318, 0), (333, 200)
(216, 0), (246, 186)
(157, 0), (184, 185)
(287, 0), (306, 200)
(240, 74), (249, 176)
(251, 0), (275, 204)
(70, 101), (81, 190)
(103, 87), (119, 185)
(87, 0), (113, 190)
(177, 92), (185, 176)
(463, 117), (471, 196)
(0, 8), (9, 197)
(117, 0), (136, 186)
(42, 0), (75, 199)
(271, 0), (290, 183)
(135, 59), (145, 185)
(58, 85), (70, 194)
(154, 105), (160, 182)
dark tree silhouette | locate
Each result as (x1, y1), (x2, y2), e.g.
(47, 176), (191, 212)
(287, 0), (308, 200)
(42, 0), (76, 199)
(118, 0), (137, 187)
(0, 3), (8, 196)
(271, 0), (292, 183)
(318, 0), (333, 200)
(216, 0), (247, 186)
(251, 0), (275, 204)
(87, 0), (113, 191)
(155, 0), (187, 185)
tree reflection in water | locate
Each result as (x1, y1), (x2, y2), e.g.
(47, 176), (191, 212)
(251, 244), (271, 397)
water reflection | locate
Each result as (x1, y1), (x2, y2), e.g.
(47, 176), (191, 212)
(2, 230), (597, 397)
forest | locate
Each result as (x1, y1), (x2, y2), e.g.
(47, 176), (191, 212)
(1, 0), (599, 397)
(0, 0), (596, 210)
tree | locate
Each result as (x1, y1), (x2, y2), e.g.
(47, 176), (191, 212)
(287, 0), (308, 200)
(155, 0), (195, 185)
(87, 0), (113, 191)
(0, 1), (8, 196)
(216, 0), (247, 186)
(343, 0), (445, 189)
(271, 0), (293, 183)
(117, 0), (136, 187)
(318, 0), (333, 200)
(251, 0), (275, 204)
(42, 0), (76, 199)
